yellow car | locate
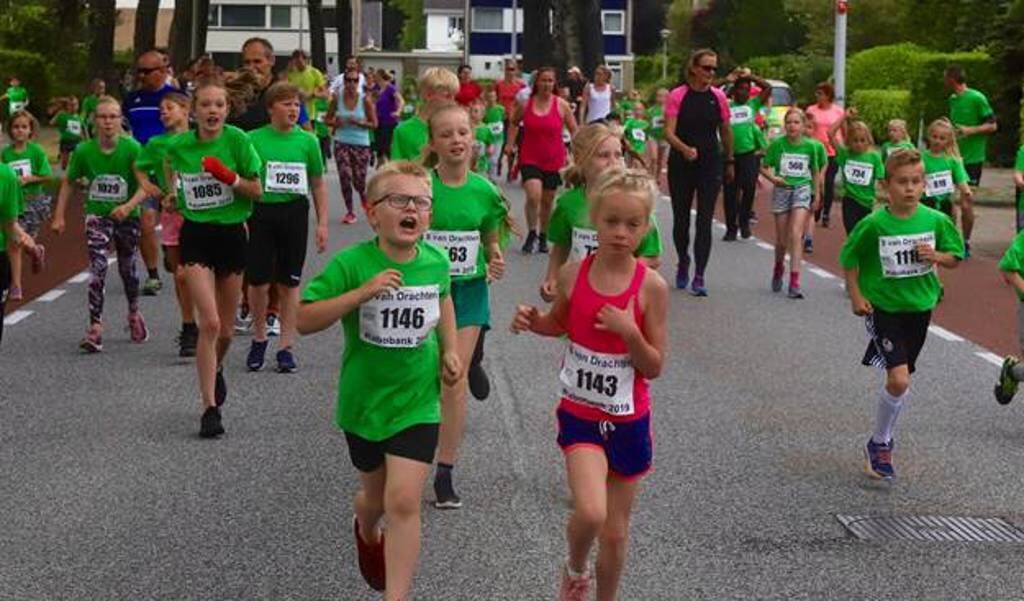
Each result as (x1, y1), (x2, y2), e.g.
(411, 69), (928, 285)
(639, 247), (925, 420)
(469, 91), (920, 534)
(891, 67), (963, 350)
(763, 79), (795, 141)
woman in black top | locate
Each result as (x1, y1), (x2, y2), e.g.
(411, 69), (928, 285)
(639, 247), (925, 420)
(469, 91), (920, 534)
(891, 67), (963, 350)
(663, 49), (734, 296)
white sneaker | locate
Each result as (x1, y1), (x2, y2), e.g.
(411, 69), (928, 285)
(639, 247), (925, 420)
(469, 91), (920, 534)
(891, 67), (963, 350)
(234, 306), (252, 334)
(266, 313), (281, 337)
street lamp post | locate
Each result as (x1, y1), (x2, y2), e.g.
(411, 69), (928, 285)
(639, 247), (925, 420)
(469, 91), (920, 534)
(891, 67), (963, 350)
(834, 0), (848, 106)
(660, 29), (671, 81)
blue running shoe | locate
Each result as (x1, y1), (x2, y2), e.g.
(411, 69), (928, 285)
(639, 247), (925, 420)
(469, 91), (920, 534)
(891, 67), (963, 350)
(690, 276), (708, 297)
(276, 347), (297, 373)
(964, 240), (971, 259)
(247, 339), (269, 372)
(803, 235), (814, 255)
(675, 262), (690, 290)
(864, 438), (895, 479)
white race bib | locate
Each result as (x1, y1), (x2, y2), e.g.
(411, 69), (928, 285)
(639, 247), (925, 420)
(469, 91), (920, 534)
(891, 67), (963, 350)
(780, 153), (810, 178)
(264, 161), (309, 195)
(651, 116), (664, 129)
(559, 341), (635, 416)
(488, 122), (503, 136)
(843, 160), (874, 187)
(925, 170), (954, 197)
(425, 230), (481, 276)
(631, 128), (647, 143)
(359, 285), (441, 348)
(181, 172), (233, 211)
(9, 101), (26, 113)
(730, 105), (753, 125)
(570, 227), (599, 262)
(878, 232), (935, 279)
(88, 174), (128, 203)
(66, 120), (83, 136)
(8, 159), (31, 178)
(562, 129), (572, 144)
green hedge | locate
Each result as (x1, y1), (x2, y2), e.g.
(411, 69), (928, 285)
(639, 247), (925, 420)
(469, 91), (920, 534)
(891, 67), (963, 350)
(634, 54), (685, 90)
(849, 89), (912, 142)
(744, 53), (833, 105)
(0, 49), (51, 118)
(847, 43), (931, 92)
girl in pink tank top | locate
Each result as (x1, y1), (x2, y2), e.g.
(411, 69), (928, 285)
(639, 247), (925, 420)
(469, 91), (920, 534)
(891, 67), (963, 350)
(510, 169), (668, 601)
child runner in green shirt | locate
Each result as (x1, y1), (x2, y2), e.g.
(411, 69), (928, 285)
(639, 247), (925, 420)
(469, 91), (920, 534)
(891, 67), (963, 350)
(840, 148), (963, 480)
(995, 229), (1024, 404)
(51, 97), (87, 170)
(80, 78), (105, 137)
(1, 76), (28, 117)
(469, 100), (495, 176)
(542, 122), (663, 301)
(827, 110), (885, 234)
(880, 118), (915, 160)
(761, 108), (825, 298)
(482, 89), (505, 178)
(921, 119), (973, 250)
(723, 75), (771, 240)
(390, 67), (459, 161)
(51, 96), (148, 353)
(298, 161), (459, 599)
(422, 104), (509, 508)
(2, 110), (50, 301)
(244, 82), (329, 375)
(0, 161), (37, 347)
(801, 111), (829, 255)
(649, 88), (669, 178)
(623, 102), (651, 170)
(164, 80), (263, 438)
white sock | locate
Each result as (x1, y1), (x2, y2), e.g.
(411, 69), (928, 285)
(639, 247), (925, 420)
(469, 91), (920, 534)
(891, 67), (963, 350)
(872, 386), (907, 444)
(1011, 362), (1024, 382)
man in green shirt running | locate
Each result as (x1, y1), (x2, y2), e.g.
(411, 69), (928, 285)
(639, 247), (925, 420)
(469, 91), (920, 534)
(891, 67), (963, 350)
(945, 65), (995, 252)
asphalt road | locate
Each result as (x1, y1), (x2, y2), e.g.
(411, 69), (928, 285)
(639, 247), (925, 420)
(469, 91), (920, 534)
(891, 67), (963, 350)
(3, 173), (1024, 600)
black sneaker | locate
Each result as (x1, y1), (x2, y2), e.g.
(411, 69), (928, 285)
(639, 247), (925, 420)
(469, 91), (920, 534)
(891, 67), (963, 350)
(722, 230), (737, 241)
(468, 362), (490, 400)
(433, 470), (462, 509)
(215, 367), (227, 407)
(178, 323), (198, 358)
(521, 230), (537, 254)
(200, 406), (225, 438)
(537, 232), (549, 254)
(740, 225), (751, 239)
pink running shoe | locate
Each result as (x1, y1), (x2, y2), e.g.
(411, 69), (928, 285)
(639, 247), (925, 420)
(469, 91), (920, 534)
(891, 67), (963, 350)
(79, 323), (103, 353)
(28, 243), (45, 274)
(8, 286), (22, 301)
(558, 562), (592, 601)
(342, 212), (357, 225)
(128, 311), (149, 343)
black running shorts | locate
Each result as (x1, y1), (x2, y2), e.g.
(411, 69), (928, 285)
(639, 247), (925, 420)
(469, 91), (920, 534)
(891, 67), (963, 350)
(862, 309), (931, 374)
(246, 199), (310, 287)
(344, 423), (439, 473)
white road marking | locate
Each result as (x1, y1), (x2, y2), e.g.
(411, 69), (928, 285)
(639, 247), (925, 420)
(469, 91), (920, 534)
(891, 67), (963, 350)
(975, 351), (1004, 367)
(808, 267), (836, 280)
(69, 272), (89, 283)
(929, 325), (965, 342)
(756, 242), (774, 251)
(36, 289), (66, 302)
(106, 257), (117, 266)
(3, 309), (33, 325)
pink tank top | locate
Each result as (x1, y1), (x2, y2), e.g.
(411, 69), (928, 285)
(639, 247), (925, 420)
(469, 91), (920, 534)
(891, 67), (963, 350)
(519, 96), (567, 172)
(559, 255), (650, 422)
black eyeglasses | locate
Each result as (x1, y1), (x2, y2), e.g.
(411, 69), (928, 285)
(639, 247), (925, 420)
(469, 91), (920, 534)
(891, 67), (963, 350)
(372, 194), (433, 210)
(136, 66), (162, 75)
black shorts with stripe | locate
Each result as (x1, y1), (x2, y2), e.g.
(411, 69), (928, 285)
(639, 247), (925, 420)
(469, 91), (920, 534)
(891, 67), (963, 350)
(862, 309), (932, 374)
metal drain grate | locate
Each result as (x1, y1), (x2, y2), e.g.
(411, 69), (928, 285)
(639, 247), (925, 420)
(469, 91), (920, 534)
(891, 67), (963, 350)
(836, 514), (1024, 543)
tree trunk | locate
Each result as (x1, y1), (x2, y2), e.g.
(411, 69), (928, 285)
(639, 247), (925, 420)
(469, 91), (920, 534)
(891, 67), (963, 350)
(549, 0), (569, 74)
(577, 0), (604, 79)
(168, 0), (192, 72)
(522, 0), (552, 72)
(195, 0), (211, 57)
(133, 0), (159, 57)
(308, 0), (327, 70)
(88, 0), (118, 91)
(336, 0), (353, 61)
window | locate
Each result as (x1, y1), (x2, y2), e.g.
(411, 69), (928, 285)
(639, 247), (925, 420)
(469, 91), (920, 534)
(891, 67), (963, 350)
(208, 5), (220, 26)
(472, 8), (503, 32)
(220, 5), (265, 28)
(602, 11), (625, 34)
(448, 16), (464, 35)
(270, 6), (291, 29)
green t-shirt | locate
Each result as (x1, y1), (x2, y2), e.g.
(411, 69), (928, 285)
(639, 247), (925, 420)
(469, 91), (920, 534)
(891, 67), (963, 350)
(56, 112), (86, 144)
(300, 239), (451, 441)
(166, 125), (262, 225)
(312, 96), (330, 139)
(839, 204), (964, 312)
(765, 136), (824, 188)
(948, 87), (994, 165)
(547, 186), (662, 260)
(1, 142), (51, 198)
(483, 103), (505, 133)
(623, 118), (650, 154)
(729, 98), (764, 155)
(921, 150), (967, 207)
(1016, 145), (1024, 172)
(473, 125), (495, 174)
(81, 94), (99, 130)
(249, 125), (324, 205)
(400, 100), (419, 121)
(6, 85), (27, 113)
(67, 136), (142, 218)
(753, 127), (768, 153)
(836, 146), (884, 209)
(999, 231), (1024, 300)
(391, 115), (428, 161)
(428, 170), (507, 281)
(881, 140), (915, 160)
(135, 131), (178, 193)
(617, 100), (635, 117)
(0, 163), (23, 248)
(647, 105), (665, 140)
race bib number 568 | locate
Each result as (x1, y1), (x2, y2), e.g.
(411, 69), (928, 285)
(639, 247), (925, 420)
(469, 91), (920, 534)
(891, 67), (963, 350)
(878, 231), (935, 279)
(780, 153), (810, 178)
(359, 285), (441, 348)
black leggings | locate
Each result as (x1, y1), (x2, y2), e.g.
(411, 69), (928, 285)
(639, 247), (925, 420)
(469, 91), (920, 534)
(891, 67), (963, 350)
(723, 152), (760, 232)
(0, 252), (10, 347)
(668, 155), (722, 275)
(841, 197), (872, 234)
(817, 156), (839, 222)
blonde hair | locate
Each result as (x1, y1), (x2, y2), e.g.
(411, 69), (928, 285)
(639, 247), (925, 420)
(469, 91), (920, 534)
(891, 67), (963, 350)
(563, 122), (624, 188)
(419, 67), (459, 96)
(884, 147), (923, 176)
(95, 95), (121, 114)
(926, 117), (961, 158)
(784, 106), (806, 124)
(887, 118), (909, 140)
(846, 119), (875, 147)
(587, 168), (658, 223)
(6, 109), (38, 138)
(686, 49), (718, 80)
(421, 102), (470, 168)
(366, 161), (431, 203)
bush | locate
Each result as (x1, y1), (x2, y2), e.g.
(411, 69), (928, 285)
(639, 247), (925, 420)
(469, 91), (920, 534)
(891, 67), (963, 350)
(0, 49), (52, 117)
(744, 53), (833, 105)
(849, 89), (912, 141)
(634, 54), (685, 90)
(847, 43), (931, 92)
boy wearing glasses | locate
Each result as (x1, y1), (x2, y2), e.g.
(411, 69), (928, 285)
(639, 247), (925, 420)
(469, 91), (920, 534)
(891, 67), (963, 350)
(298, 161), (460, 598)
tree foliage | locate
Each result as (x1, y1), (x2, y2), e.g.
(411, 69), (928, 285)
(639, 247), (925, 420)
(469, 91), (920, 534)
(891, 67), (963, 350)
(389, 0), (425, 52)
